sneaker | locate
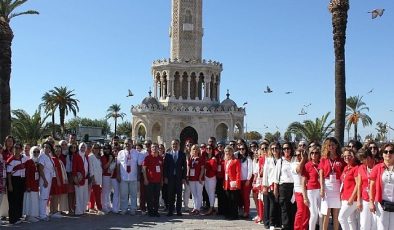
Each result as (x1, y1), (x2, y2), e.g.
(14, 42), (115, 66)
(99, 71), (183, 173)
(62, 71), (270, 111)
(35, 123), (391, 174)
(97, 211), (105, 216)
(51, 212), (63, 218)
(39, 217), (50, 222)
(27, 216), (39, 223)
(119, 211), (127, 215)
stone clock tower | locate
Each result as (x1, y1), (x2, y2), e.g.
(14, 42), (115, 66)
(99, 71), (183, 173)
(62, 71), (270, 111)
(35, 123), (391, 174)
(131, 0), (245, 148)
(170, 0), (203, 61)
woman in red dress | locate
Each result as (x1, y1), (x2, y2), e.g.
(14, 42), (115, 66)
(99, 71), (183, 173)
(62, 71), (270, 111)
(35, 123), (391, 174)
(223, 145), (241, 220)
(50, 144), (68, 217)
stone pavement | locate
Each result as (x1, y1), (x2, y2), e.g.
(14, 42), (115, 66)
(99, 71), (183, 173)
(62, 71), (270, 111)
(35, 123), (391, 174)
(2, 209), (267, 230)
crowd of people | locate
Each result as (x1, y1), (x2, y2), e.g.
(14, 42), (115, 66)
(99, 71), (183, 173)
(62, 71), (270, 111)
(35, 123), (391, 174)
(0, 133), (394, 230)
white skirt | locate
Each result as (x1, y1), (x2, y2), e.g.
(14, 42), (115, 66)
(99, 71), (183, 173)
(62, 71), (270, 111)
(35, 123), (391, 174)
(321, 178), (341, 215)
(23, 191), (39, 217)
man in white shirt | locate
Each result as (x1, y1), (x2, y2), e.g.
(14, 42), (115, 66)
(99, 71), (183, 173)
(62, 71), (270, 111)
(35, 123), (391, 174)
(117, 139), (143, 215)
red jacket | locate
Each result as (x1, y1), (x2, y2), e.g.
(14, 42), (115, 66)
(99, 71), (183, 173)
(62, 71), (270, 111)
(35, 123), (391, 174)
(223, 159), (241, 190)
(25, 159), (39, 192)
(72, 152), (89, 186)
(369, 163), (386, 202)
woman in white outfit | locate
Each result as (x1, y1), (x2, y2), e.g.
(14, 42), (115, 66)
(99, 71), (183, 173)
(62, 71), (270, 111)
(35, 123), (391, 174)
(38, 142), (56, 221)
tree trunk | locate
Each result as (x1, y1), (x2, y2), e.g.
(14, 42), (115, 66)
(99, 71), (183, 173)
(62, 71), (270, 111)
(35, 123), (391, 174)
(330, 0), (349, 146)
(51, 111), (55, 137)
(0, 21), (14, 143)
(354, 123), (358, 141)
(60, 108), (65, 137)
(114, 117), (117, 137)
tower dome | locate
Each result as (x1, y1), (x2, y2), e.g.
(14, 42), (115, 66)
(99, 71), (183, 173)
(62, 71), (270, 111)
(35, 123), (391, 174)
(141, 90), (160, 107)
(220, 90), (237, 108)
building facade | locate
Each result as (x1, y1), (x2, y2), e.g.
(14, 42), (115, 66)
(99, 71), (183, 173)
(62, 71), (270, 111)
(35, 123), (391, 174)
(131, 0), (245, 148)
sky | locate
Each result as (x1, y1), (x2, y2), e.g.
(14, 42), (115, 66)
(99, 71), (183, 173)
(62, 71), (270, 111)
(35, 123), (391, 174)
(9, 0), (394, 142)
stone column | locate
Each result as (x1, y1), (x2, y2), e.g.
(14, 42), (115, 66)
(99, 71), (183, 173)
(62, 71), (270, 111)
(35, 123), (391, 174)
(160, 76), (164, 99)
(187, 75), (191, 100)
(205, 77), (211, 100)
(163, 79), (167, 99)
(179, 76), (183, 100)
(195, 77), (199, 100)
(153, 79), (158, 98)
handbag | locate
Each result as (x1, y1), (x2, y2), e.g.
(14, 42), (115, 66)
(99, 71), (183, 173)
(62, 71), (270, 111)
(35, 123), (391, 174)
(381, 200), (394, 212)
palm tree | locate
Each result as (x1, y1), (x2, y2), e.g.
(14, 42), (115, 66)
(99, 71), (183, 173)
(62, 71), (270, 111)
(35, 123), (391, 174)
(11, 108), (50, 145)
(329, 0), (349, 146)
(0, 0), (38, 143)
(106, 104), (126, 137)
(40, 91), (57, 137)
(287, 112), (335, 143)
(376, 122), (389, 142)
(117, 121), (133, 138)
(264, 131), (281, 143)
(346, 95), (372, 141)
(49, 86), (79, 136)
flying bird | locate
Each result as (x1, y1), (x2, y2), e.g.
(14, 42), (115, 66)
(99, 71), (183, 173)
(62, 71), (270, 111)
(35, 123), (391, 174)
(304, 103), (312, 108)
(242, 102), (248, 106)
(126, 89), (134, 97)
(368, 9), (385, 19)
(367, 88), (374, 94)
(298, 108), (307, 116)
(285, 91), (293, 94)
(264, 86), (273, 93)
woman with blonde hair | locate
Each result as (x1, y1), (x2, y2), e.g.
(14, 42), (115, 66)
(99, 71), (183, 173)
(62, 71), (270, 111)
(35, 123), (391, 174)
(223, 145), (241, 220)
(188, 144), (205, 215)
(319, 137), (345, 230)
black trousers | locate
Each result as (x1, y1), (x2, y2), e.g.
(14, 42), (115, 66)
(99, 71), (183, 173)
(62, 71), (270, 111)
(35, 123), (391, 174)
(167, 178), (183, 214)
(7, 176), (25, 224)
(202, 186), (210, 208)
(146, 183), (161, 214)
(216, 178), (225, 215)
(263, 193), (271, 226)
(268, 190), (281, 227)
(224, 189), (240, 219)
(279, 183), (295, 230)
(161, 183), (168, 209)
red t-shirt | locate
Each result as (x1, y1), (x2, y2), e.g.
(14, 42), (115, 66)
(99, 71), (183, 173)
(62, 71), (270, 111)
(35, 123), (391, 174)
(369, 163), (386, 202)
(205, 156), (217, 178)
(101, 156), (112, 176)
(358, 164), (372, 202)
(319, 157), (345, 179)
(188, 156), (204, 181)
(303, 161), (321, 190)
(142, 155), (163, 183)
(25, 159), (39, 192)
(340, 164), (358, 201)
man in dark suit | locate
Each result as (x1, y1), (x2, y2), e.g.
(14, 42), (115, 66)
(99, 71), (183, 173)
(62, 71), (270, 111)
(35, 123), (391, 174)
(163, 139), (187, 216)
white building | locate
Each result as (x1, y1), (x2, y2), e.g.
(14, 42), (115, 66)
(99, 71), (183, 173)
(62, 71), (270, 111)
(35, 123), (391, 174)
(131, 0), (245, 148)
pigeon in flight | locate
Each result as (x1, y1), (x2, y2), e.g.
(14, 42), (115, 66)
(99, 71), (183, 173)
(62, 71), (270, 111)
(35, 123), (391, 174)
(367, 88), (374, 94)
(368, 9), (385, 19)
(298, 108), (307, 116)
(304, 103), (312, 108)
(126, 89), (134, 97)
(243, 102), (248, 106)
(285, 91), (293, 94)
(264, 86), (273, 93)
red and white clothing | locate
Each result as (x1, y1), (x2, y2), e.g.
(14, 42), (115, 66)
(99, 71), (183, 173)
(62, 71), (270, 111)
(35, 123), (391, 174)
(319, 157), (345, 215)
(101, 155), (113, 212)
(23, 159), (39, 219)
(89, 154), (103, 211)
(302, 161), (321, 230)
(239, 156), (253, 215)
(72, 152), (89, 215)
(223, 159), (241, 190)
(205, 155), (217, 208)
(370, 163), (394, 230)
(338, 164), (359, 230)
(292, 160), (309, 230)
(109, 158), (120, 213)
(358, 164), (377, 230)
(38, 153), (56, 219)
(188, 156), (204, 210)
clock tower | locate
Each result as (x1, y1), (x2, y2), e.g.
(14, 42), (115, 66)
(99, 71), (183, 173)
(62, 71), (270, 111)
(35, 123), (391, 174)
(170, 0), (203, 61)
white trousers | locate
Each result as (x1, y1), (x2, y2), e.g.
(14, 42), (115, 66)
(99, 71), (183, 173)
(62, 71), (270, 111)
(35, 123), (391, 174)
(204, 176), (217, 207)
(119, 180), (137, 212)
(23, 191), (39, 217)
(110, 178), (120, 212)
(101, 176), (111, 212)
(376, 202), (394, 230)
(307, 189), (322, 230)
(183, 183), (191, 209)
(39, 179), (52, 218)
(339, 200), (358, 230)
(74, 181), (89, 215)
(360, 200), (377, 230)
(189, 181), (203, 210)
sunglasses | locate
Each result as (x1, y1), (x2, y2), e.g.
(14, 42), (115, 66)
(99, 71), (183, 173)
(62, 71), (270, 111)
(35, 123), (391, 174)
(383, 150), (394, 154)
(206, 147), (213, 150)
(369, 146), (378, 150)
(261, 147), (268, 150)
(283, 147), (291, 150)
(239, 148), (246, 150)
(271, 147), (278, 150)
(33, 151), (40, 153)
